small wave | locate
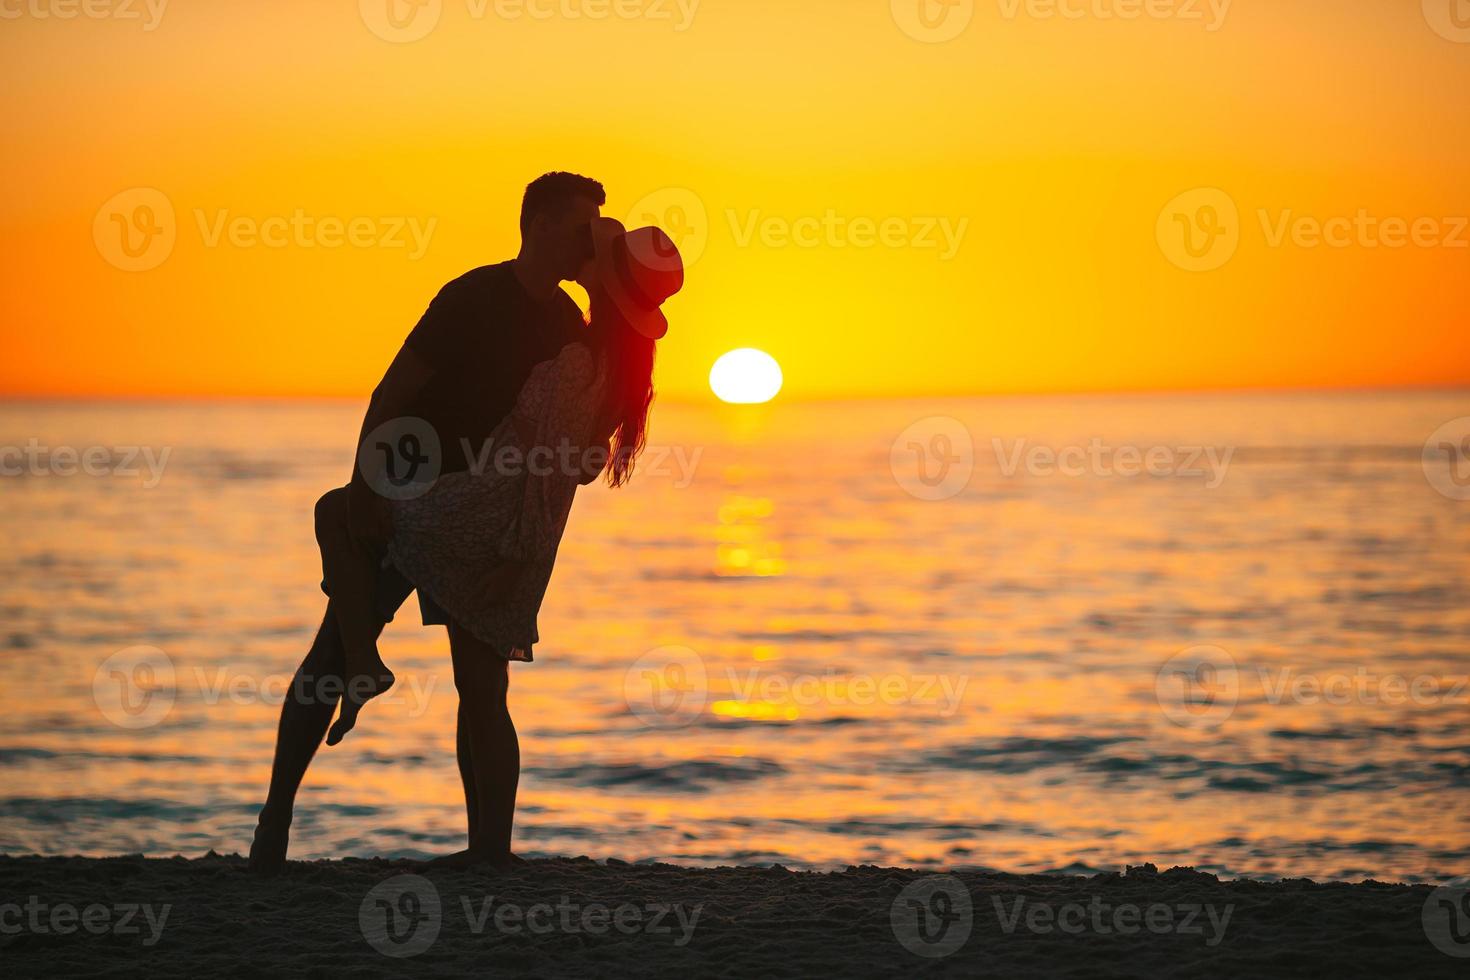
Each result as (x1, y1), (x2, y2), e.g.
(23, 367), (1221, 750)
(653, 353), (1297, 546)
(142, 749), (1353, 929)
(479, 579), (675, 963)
(735, 628), (928, 642)
(922, 736), (1142, 774)
(0, 747), (212, 766)
(1225, 445), (1423, 464)
(524, 757), (785, 793)
(1321, 585), (1459, 608)
(180, 451), (292, 482)
(913, 737), (1470, 795)
(1269, 725), (1419, 741)
(0, 796), (218, 824)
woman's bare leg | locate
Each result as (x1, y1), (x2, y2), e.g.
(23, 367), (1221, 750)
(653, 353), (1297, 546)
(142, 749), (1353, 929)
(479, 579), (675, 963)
(248, 606), (343, 874)
(314, 488), (395, 745)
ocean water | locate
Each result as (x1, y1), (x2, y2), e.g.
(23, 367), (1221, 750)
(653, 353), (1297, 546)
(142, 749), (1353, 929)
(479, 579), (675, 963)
(1, 391), (1468, 883)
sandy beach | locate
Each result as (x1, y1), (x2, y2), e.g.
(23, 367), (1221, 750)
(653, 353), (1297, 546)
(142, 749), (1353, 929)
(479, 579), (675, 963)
(1, 854), (1463, 977)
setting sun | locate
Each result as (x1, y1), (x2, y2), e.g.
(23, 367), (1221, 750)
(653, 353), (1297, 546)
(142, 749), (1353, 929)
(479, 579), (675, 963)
(709, 349), (783, 405)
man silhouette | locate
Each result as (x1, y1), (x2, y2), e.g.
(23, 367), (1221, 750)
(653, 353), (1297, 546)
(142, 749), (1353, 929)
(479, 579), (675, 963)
(249, 172), (605, 873)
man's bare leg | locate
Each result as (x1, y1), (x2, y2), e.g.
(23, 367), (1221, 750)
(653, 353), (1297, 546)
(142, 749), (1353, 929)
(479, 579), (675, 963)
(456, 699), (481, 849)
(427, 623), (518, 868)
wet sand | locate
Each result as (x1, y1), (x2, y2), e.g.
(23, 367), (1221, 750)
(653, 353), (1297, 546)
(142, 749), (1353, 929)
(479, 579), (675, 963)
(0, 854), (1463, 977)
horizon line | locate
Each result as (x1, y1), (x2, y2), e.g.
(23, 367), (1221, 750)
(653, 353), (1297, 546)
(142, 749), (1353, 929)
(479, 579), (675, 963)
(0, 379), (1467, 407)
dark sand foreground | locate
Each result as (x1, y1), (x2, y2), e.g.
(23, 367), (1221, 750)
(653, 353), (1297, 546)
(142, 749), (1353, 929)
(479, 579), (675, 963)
(0, 854), (1463, 978)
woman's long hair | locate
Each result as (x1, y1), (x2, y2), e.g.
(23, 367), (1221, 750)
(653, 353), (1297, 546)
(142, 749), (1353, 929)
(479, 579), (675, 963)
(588, 293), (656, 487)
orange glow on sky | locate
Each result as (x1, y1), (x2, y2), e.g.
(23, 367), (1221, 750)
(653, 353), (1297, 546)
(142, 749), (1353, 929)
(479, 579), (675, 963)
(2, 0), (1467, 400)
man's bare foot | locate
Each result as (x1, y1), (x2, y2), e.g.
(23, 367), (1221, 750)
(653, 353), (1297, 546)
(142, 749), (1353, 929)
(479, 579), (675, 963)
(419, 847), (516, 871)
(248, 815), (290, 876)
(325, 657), (395, 746)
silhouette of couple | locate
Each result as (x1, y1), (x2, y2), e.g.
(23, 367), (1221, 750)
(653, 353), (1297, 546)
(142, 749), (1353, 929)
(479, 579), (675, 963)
(249, 173), (683, 873)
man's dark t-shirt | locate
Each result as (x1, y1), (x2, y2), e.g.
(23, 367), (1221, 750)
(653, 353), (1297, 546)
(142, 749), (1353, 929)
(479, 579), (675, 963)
(402, 261), (585, 474)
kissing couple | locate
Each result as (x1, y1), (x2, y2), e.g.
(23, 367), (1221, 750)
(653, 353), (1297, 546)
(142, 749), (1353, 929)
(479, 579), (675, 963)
(250, 172), (684, 872)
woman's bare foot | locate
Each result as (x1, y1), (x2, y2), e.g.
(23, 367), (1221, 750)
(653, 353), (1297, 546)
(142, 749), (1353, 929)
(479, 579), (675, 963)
(325, 653), (395, 746)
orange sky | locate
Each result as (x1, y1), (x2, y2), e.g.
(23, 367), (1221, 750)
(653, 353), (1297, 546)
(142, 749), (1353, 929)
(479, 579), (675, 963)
(2, 0), (1467, 400)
